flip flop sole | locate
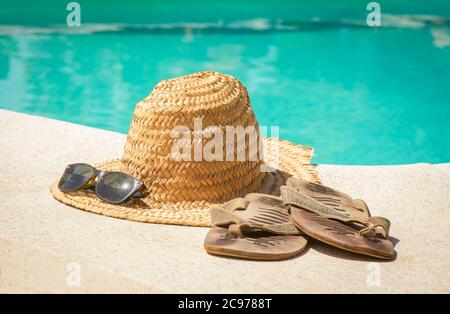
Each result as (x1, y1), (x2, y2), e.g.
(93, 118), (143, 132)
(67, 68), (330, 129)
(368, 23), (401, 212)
(204, 227), (308, 260)
(291, 207), (394, 260)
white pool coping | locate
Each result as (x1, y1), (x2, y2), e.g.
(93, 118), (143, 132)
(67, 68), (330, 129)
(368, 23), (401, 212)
(1, 109), (449, 293)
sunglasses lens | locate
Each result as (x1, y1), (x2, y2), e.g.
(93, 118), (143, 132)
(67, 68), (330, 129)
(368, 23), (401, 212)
(96, 172), (136, 203)
(58, 164), (94, 191)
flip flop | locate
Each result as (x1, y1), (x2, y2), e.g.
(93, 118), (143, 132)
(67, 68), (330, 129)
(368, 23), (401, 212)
(204, 193), (308, 260)
(281, 177), (390, 238)
(281, 177), (395, 260)
(290, 209), (394, 259)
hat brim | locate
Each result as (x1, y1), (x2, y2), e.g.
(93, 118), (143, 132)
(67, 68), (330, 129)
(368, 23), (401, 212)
(50, 138), (320, 227)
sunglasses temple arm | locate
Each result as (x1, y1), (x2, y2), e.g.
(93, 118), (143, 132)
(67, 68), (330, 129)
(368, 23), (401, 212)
(131, 183), (149, 199)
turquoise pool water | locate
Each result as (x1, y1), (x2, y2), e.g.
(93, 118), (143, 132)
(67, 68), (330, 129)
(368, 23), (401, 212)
(1, 1), (449, 164)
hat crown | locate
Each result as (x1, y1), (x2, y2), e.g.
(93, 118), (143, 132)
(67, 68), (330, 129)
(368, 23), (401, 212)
(120, 71), (264, 208)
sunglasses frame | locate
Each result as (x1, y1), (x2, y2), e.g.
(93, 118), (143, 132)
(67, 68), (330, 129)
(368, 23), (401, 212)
(58, 163), (146, 204)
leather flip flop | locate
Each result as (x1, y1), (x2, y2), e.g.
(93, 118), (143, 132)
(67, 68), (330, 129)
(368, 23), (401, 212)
(290, 209), (394, 259)
(281, 177), (395, 260)
(204, 194), (308, 260)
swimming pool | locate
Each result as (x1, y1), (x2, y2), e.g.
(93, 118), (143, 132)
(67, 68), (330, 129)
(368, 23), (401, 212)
(1, 0), (449, 164)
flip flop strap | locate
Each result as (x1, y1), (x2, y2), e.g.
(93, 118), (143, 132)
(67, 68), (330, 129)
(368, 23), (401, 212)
(210, 198), (300, 236)
(210, 206), (245, 226)
(227, 223), (299, 237)
(359, 216), (390, 238)
(209, 197), (248, 226)
(281, 186), (390, 238)
(222, 197), (249, 211)
(281, 186), (355, 221)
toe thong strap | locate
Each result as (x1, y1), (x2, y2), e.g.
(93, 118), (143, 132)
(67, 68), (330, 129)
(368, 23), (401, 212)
(359, 216), (391, 238)
(209, 197), (249, 226)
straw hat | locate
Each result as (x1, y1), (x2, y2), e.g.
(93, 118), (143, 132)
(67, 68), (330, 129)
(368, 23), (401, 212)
(50, 71), (319, 226)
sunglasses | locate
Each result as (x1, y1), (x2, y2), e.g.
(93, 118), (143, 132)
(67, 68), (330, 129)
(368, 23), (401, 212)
(58, 163), (147, 204)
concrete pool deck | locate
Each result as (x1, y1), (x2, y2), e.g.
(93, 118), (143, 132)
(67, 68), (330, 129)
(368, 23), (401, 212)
(1, 109), (449, 293)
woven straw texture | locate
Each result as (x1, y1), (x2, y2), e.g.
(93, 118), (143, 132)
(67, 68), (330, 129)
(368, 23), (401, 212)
(50, 71), (320, 227)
